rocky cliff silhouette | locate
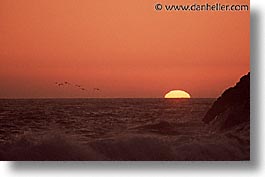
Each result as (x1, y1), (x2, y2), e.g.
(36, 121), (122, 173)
(203, 72), (250, 130)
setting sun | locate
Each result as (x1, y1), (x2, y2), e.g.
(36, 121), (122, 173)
(164, 90), (191, 99)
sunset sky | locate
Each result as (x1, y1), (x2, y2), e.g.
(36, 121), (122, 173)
(0, 0), (249, 98)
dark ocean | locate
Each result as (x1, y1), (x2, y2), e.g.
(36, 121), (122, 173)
(0, 98), (249, 160)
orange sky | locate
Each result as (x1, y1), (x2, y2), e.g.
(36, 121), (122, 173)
(0, 0), (249, 98)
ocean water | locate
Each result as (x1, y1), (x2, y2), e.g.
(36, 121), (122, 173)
(0, 98), (249, 161)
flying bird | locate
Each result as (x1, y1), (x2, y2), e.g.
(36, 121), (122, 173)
(64, 81), (71, 85)
(55, 82), (64, 87)
(93, 88), (100, 91)
(54, 81), (100, 95)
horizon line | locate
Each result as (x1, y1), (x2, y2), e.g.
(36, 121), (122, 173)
(0, 97), (217, 99)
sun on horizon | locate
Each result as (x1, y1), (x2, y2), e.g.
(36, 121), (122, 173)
(164, 90), (191, 99)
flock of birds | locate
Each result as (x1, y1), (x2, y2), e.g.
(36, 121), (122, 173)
(55, 81), (101, 94)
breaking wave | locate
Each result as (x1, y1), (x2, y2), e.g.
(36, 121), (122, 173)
(0, 127), (249, 161)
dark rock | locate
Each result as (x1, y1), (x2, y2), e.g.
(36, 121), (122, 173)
(202, 72), (250, 130)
